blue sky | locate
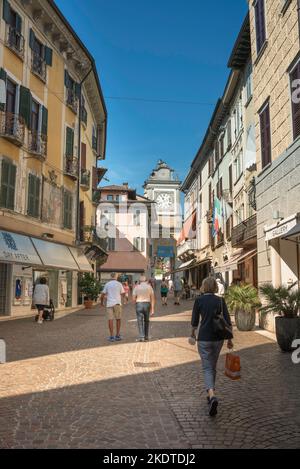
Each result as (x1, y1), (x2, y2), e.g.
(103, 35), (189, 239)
(56, 0), (248, 193)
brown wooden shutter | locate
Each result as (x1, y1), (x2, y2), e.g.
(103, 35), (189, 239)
(81, 143), (86, 170)
(227, 119), (232, 148)
(260, 103), (271, 168)
(291, 63), (300, 139)
(215, 141), (219, 165)
(229, 165), (233, 194)
(255, 0), (266, 53)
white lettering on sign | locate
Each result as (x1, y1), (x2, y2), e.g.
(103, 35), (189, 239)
(265, 219), (297, 241)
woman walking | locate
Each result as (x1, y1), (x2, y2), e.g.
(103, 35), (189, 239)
(160, 278), (169, 306)
(190, 277), (233, 417)
(33, 277), (50, 324)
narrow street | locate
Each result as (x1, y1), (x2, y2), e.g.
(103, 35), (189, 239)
(0, 294), (299, 449)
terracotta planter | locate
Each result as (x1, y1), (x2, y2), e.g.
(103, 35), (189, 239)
(235, 309), (256, 331)
(275, 317), (300, 352)
(84, 299), (94, 309)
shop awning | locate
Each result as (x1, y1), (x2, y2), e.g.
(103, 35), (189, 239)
(177, 211), (196, 245)
(216, 249), (257, 273)
(69, 247), (93, 272)
(31, 238), (79, 271)
(282, 223), (300, 242)
(0, 230), (42, 266)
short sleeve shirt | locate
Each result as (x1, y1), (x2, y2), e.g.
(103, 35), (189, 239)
(103, 280), (125, 307)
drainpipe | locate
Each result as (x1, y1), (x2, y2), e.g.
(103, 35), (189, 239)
(298, 0), (300, 46)
(75, 66), (93, 244)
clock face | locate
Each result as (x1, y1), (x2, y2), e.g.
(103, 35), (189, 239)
(155, 192), (174, 211)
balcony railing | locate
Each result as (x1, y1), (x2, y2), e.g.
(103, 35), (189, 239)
(80, 169), (90, 190)
(66, 89), (78, 114)
(80, 225), (107, 251)
(64, 155), (79, 179)
(5, 24), (24, 59)
(31, 52), (46, 82)
(28, 131), (47, 158)
(231, 214), (257, 248)
(0, 111), (24, 146)
(177, 239), (197, 258)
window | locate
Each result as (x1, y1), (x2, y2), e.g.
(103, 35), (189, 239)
(0, 159), (16, 210)
(220, 135), (224, 159)
(3, 0), (24, 57)
(63, 190), (73, 229)
(235, 152), (243, 181)
(229, 165), (233, 194)
(234, 100), (242, 138)
(254, 0), (266, 55)
(217, 177), (223, 200)
(133, 237), (145, 252)
(214, 140), (219, 166)
(108, 237), (115, 251)
(208, 183), (212, 210)
(81, 95), (87, 125)
(227, 119), (232, 149)
(29, 30), (52, 82)
(245, 62), (253, 103)
(107, 195), (114, 201)
(134, 210), (141, 226)
(64, 71), (79, 113)
(290, 61), (300, 140)
(259, 101), (271, 168)
(27, 173), (40, 218)
(65, 127), (74, 157)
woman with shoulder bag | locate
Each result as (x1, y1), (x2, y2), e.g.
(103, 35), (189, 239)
(190, 277), (233, 417)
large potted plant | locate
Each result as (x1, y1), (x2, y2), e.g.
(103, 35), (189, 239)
(78, 273), (102, 309)
(260, 284), (300, 352)
(225, 284), (261, 331)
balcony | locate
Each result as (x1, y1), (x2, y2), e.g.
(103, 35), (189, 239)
(66, 89), (78, 114)
(64, 155), (79, 179)
(80, 169), (90, 190)
(231, 214), (257, 248)
(5, 24), (24, 59)
(31, 52), (46, 82)
(28, 131), (47, 159)
(0, 111), (25, 146)
(92, 189), (101, 205)
(177, 238), (197, 258)
(80, 225), (107, 250)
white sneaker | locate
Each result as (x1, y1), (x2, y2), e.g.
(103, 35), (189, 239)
(37, 319), (43, 324)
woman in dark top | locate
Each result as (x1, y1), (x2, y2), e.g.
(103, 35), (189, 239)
(190, 277), (233, 417)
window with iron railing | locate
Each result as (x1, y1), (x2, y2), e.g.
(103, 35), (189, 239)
(5, 24), (24, 58)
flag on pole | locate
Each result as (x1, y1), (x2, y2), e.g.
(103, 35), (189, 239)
(212, 198), (222, 238)
(221, 198), (233, 222)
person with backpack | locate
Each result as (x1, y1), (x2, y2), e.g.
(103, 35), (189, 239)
(190, 277), (233, 417)
(160, 278), (169, 306)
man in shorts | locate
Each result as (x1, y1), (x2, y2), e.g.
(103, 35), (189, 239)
(101, 273), (125, 342)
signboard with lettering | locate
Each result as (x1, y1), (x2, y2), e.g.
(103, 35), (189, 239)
(156, 246), (174, 258)
(265, 218), (298, 241)
(0, 231), (42, 265)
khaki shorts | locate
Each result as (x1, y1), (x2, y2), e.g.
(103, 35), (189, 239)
(106, 304), (122, 320)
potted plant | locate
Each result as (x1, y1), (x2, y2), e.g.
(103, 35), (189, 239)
(78, 273), (102, 309)
(260, 284), (300, 352)
(225, 284), (261, 331)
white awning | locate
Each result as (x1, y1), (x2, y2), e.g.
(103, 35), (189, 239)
(216, 249), (257, 273)
(0, 230), (42, 266)
(178, 259), (196, 271)
(31, 238), (79, 271)
(69, 247), (93, 272)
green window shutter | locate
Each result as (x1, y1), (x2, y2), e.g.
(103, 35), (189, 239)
(29, 29), (35, 50)
(44, 47), (53, 66)
(0, 68), (7, 82)
(34, 176), (40, 217)
(27, 173), (34, 216)
(41, 106), (48, 136)
(3, 0), (11, 24)
(66, 127), (74, 156)
(0, 160), (16, 210)
(0, 160), (9, 208)
(15, 13), (22, 33)
(19, 86), (32, 128)
(63, 191), (72, 229)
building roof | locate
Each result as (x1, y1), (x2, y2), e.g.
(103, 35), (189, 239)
(99, 185), (134, 192)
(227, 13), (251, 69)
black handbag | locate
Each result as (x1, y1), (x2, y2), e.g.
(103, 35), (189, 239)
(213, 298), (233, 340)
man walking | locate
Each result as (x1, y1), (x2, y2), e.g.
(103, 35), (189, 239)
(101, 273), (125, 342)
(133, 275), (155, 342)
(173, 277), (182, 305)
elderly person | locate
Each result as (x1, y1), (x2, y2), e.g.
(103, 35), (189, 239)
(133, 275), (155, 342)
(190, 277), (233, 417)
(33, 277), (50, 324)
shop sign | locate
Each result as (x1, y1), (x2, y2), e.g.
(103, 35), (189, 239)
(265, 218), (298, 241)
(0, 231), (42, 265)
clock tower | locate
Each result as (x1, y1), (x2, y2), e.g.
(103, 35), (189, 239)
(144, 160), (182, 278)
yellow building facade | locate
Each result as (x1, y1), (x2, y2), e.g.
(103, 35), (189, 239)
(0, 0), (107, 316)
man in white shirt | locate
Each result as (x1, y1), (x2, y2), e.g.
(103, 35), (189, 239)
(216, 278), (225, 297)
(132, 275), (155, 342)
(101, 273), (125, 342)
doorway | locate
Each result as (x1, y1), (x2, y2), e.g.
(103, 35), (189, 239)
(0, 263), (8, 315)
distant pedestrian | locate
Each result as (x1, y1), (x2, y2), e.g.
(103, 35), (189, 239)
(32, 277), (50, 325)
(133, 275), (155, 342)
(123, 281), (130, 304)
(190, 277), (233, 417)
(160, 278), (169, 306)
(173, 277), (182, 305)
(216, 278), (225, 297)
(101, 273), (125, 342)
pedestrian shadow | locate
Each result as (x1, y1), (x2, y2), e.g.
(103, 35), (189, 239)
(0, 340), (299, 449)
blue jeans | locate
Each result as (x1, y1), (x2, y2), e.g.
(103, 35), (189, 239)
(136, 302), (151, 339)
(198, 341), (224, 391)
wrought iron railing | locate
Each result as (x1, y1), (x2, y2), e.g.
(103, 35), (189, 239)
(177, 239), (197, 258)
(64, 155), (79, 179)
(31, 52), (46, 82)
(5, 24), (24, 58)
(28, 131), (47, 158)
(66, 89), (78, 114)
(231, 214), (257, 247)
(0, 111), (25, 145)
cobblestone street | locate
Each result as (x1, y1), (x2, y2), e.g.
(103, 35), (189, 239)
(0, 296), (300, 449)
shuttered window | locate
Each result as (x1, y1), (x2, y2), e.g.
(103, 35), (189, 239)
(254, 0), (266, 54)
(19, 86), (32, 128)
(259, 102), (271, 168)
(27, 173), (40, 218)
(229, 165), (233, 194)
(81, 143), (86, 170)
(290, 61), (300, 140)
(227, 119), (232, 149)
(0, 159), (16, 210)
(66, 127), (74, 157)
(63, 190), (73, 229)
(215, 141), (219, 165)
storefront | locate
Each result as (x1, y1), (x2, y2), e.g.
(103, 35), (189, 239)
(0, 229), (93, 317)
(215, 249), (257, 287)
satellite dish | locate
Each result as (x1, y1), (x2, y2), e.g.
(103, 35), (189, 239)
(0, 80), (6, 105)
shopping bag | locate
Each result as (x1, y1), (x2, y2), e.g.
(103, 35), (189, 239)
(225, 352), (241, 380)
